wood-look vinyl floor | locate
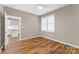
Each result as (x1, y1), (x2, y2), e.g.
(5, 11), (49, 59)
(1, 37), (79, 54)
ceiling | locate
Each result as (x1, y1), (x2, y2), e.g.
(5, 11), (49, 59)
(3, 4), (68, 15)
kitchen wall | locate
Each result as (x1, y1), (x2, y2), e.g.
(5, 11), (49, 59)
(40, 4), (79, 47)
(4, 6), (40, 39)
(7, 19), (19, 37)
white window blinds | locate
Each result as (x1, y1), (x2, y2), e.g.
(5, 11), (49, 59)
(41, 14), (55, 32)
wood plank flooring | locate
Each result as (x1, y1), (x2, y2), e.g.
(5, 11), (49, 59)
(1, 37), (79, 54)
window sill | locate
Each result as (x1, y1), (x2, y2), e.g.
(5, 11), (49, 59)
(41, 31), (55, 33)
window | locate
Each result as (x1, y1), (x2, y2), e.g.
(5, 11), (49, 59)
(41, 14), (55, 32)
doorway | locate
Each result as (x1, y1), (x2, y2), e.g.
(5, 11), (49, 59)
(4, 12), (21, 49)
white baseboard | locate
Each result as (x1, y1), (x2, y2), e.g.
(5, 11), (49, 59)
(21, 35), (40, 40)
(20, 35), (79, 48)
(39, 35), (79, 49)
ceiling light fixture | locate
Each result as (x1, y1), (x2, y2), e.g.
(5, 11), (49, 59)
(38, 6), (43, 10)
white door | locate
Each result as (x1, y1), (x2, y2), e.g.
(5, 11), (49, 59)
(4, 13), (21, 49)
(4, 12), (8, 49)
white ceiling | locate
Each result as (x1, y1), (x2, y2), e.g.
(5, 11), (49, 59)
(3, 4), (68, 15)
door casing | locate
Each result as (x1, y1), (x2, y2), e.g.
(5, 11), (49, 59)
(4, 12), (21, 49)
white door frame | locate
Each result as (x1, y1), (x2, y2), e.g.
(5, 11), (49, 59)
(7, 15), (21, 40)
(4, 12), (21, 49)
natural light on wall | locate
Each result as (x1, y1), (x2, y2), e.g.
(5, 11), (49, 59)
(41, 14), (55, 33)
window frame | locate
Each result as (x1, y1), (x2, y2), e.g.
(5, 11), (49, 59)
(41, 14), (55, 33)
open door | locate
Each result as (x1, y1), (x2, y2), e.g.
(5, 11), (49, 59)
(4, 12), (8, 49)
(4, 12), (21, 49)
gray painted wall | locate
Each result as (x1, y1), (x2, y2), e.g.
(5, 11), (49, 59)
(40, 4), (79, 47)
(0, 5), (3, 48)
(4, 6), (40, 39)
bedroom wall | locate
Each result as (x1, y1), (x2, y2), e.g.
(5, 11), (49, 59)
(40, 4), (79, 47)
(4, 6), (40, 39)
(0, 5), (3, 50)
